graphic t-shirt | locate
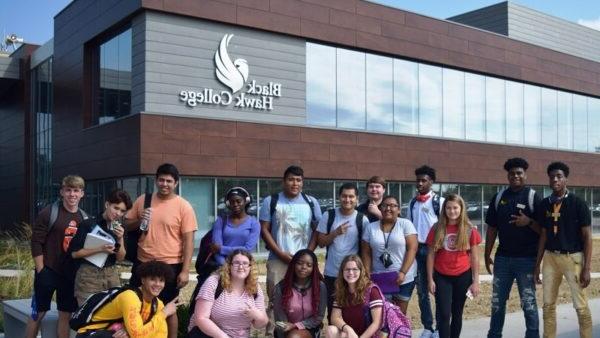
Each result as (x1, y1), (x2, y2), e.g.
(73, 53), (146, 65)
(259, 192), (322, 260)
(426, 224), (481, 276)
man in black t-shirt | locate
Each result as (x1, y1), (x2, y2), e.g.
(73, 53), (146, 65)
(485, 158), (541, 338)
(534, 162), (592, 338)
(356, 176), (385, 223)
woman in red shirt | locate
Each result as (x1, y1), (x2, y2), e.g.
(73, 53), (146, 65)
(426, 194), (481, 338)
(325, 255), (383, 338)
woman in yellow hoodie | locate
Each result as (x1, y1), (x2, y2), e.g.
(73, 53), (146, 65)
(76, 261), (181, 338)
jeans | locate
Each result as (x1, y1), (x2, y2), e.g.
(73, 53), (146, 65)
(542, 251), (592, 338)
(416, 243), (435, 331)
(487, 255), (539, 338)
(434, 269), (472, 338)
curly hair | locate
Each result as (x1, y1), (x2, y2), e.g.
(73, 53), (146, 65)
(136, 260), (175, 281)
(432, 194), (473, 252)
(415, 165), (436, 181)
(503, 157), (529, 172)
(547, 161), (570, 177)
(280, 249), (323, 315)
(219, 249), (259, 296)
(334, 255), (372, 307)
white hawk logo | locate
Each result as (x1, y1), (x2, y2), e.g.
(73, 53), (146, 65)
(214, 34), (249, 93)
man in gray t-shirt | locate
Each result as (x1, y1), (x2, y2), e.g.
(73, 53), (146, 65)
(316, 182), (369, 320)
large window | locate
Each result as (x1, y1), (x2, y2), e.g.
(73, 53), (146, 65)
(93, 27), (132, 125)
(306, 42), (600, 153)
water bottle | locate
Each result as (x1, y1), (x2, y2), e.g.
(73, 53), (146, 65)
(140, 218), (149, 232)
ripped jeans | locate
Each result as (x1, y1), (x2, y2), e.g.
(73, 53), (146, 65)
(487, 255), (539, 338)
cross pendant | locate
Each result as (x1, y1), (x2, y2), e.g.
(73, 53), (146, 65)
(551, 211), (560, 222)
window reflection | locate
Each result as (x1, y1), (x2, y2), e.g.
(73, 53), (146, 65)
(486, 78), (506, 143)
(557, 92), (573, 150)
(366, 54), (393, 132)
(524, 85), (541, 146)
(180, 178), (214, 235)
(465, 74), (486, 141)
(96, 28), (131, 125)
(541, 88), (558, 149)
(419, 64), (442, 136)
(394, 59), (419, 135)
(307, 43), (336, 127)
(301, 180), (335, 213)
(337, 49), (366, 129)
(587, 98), (600, 153)
(460, 185), (483, 235)
(443, 69), (465, 139)
(506, 81), (524, 144)
(573, 94), (588, 151)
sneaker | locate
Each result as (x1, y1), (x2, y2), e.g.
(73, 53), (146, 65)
(432, 330), (440, 338)
(420, 329), (434, 338)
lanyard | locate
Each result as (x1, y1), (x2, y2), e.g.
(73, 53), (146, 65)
(381, 221), (397, 250)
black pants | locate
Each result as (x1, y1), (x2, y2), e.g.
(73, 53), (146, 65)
(434, 269), (472, 338)
(324, 275), (337, 322)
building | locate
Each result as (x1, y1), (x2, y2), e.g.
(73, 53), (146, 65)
(1, 0), (600, 248)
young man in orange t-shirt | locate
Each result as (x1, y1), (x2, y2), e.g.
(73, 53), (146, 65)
(125, 163), (197, 338)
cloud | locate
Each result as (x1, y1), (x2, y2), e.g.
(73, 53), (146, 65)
(577, 17), (600, 31)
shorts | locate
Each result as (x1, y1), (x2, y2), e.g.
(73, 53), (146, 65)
(33, 266), (77, 312)
(383, 281), (415, 303)
(129, 260), (182, 303)
(75, 264), (121, 306)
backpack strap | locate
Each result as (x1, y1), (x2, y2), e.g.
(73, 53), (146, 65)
(300, 192), (318, 228)
(494, 188), (507, 212)
(355, 211), (365, 243)
(48, 200), (60, 231)
(408, 198), (416, 222)
(143, 192), (153, 209)
(132, 287), (158, 324)
(269, 193), (279, 221)
(432, 193), (441, 217)
(528, 188), (536, 213)
(326, 209), (336, 234)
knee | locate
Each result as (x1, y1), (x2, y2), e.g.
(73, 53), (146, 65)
(325, 325), (339, 338)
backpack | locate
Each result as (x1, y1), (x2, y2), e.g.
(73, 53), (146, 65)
(409, 193), (440, 223)
(48, 200), (89, 230)
(125, 193), (152, 262)
(494, 187), (536, 213)
(269, 192), (318, 229)
(194, 215), (226, 275)
(325, 208), (365, 259)
(70, 287), (157, 331)
(365, 284), (411, 338)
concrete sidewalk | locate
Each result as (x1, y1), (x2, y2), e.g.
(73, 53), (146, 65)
(413, 298), (599, 337)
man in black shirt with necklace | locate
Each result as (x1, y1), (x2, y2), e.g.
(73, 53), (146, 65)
(534, 161), (592, 338)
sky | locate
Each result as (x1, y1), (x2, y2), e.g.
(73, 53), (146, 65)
(1, 0), (600, 46)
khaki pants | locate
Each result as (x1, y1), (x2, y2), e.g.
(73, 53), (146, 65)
(542, 251), (592, 338)
(74, 264), (121, 306)
(265, 259), (288, 336)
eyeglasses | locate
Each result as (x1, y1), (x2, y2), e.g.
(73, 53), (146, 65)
(381, 204), (399, 209)
(344, 268), (360, 273)
(231, 261), (250, 268)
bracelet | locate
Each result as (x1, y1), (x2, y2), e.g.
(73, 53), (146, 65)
(341, 324), (348, 332)
(399, 270), (406, 275)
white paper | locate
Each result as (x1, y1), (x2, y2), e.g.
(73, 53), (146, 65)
(83, 232), (114, 268)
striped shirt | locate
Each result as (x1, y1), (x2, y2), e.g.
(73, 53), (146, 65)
(189, 274), (265, 338)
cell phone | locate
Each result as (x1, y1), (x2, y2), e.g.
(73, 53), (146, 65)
(466, 289), (473, 300)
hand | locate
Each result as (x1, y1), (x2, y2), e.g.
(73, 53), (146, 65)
(141, 208), (152, 223)
(336, 222), (350, 236)
(580, 268), (591, 288)
(243, 300), (259, 320)
(163, 297), (181, 317)
(396, 271), (406, 285)
(283, 322), (295, 332)
(112, 224), (125, 239)
(484, 255), (493, 275)
(345, 326), (359, 338)
(510, 210), (530, 227)
(534, 266), (542, 285)
(279, 252), (293, 264)
(368, 202), (382, 219)
(35, 265), (44, 274)
(177, 270), (189, 288)
(112, 329), (129, 338)
(428, 279), (436, 295)
(100, 244), (116, 254)
(468, 282), (480, 298)
(209, 243), (221, 254)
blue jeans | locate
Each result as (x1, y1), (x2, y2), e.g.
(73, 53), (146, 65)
(416, 243), (435, 331)
(487, 255), (539, 338)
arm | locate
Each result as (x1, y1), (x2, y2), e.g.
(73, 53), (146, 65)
(469, 243), (480, 297)
(330, 307), (356, 337)
(484, 226), (497, 275)
(580, 226), (592, 288)
(31, 212), (49, 273)
(316, 221), (349, 247)
(272, 283), (288, 324)
(511, 210), (541, 234)
(360, 306), (383, 338)
(308, 230), (318, 251)
(360, 240), (373, 274)
(397, 234), (417, 284)
(534, 227), (547, 284)
(178, 231), (195, 288)
(427, 245), (436, 294)
(71, 245), (115, 259)
(194, 299), (228, 338)
(260, 220), (292, 263)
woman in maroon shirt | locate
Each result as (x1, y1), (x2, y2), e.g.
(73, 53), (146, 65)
(325, 255), (383, 338)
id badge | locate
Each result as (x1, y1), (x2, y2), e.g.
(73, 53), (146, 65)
(516, 203), (526, 210)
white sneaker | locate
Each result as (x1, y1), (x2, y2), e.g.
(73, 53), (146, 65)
(420, 329), (434, 338)
(432, 330), (440, 338)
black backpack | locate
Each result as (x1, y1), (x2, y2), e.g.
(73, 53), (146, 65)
(269, 192), (318, 229)
(125, 193), (152, 262)
(409, 193), (441, 222)
(70, 287), (157, 331)
(325, 208), (365, 258)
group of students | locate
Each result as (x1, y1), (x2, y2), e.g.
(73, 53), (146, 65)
(24, 159), (593, 338)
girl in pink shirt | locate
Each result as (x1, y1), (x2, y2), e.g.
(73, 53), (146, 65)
(273, 249), (327, 338)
